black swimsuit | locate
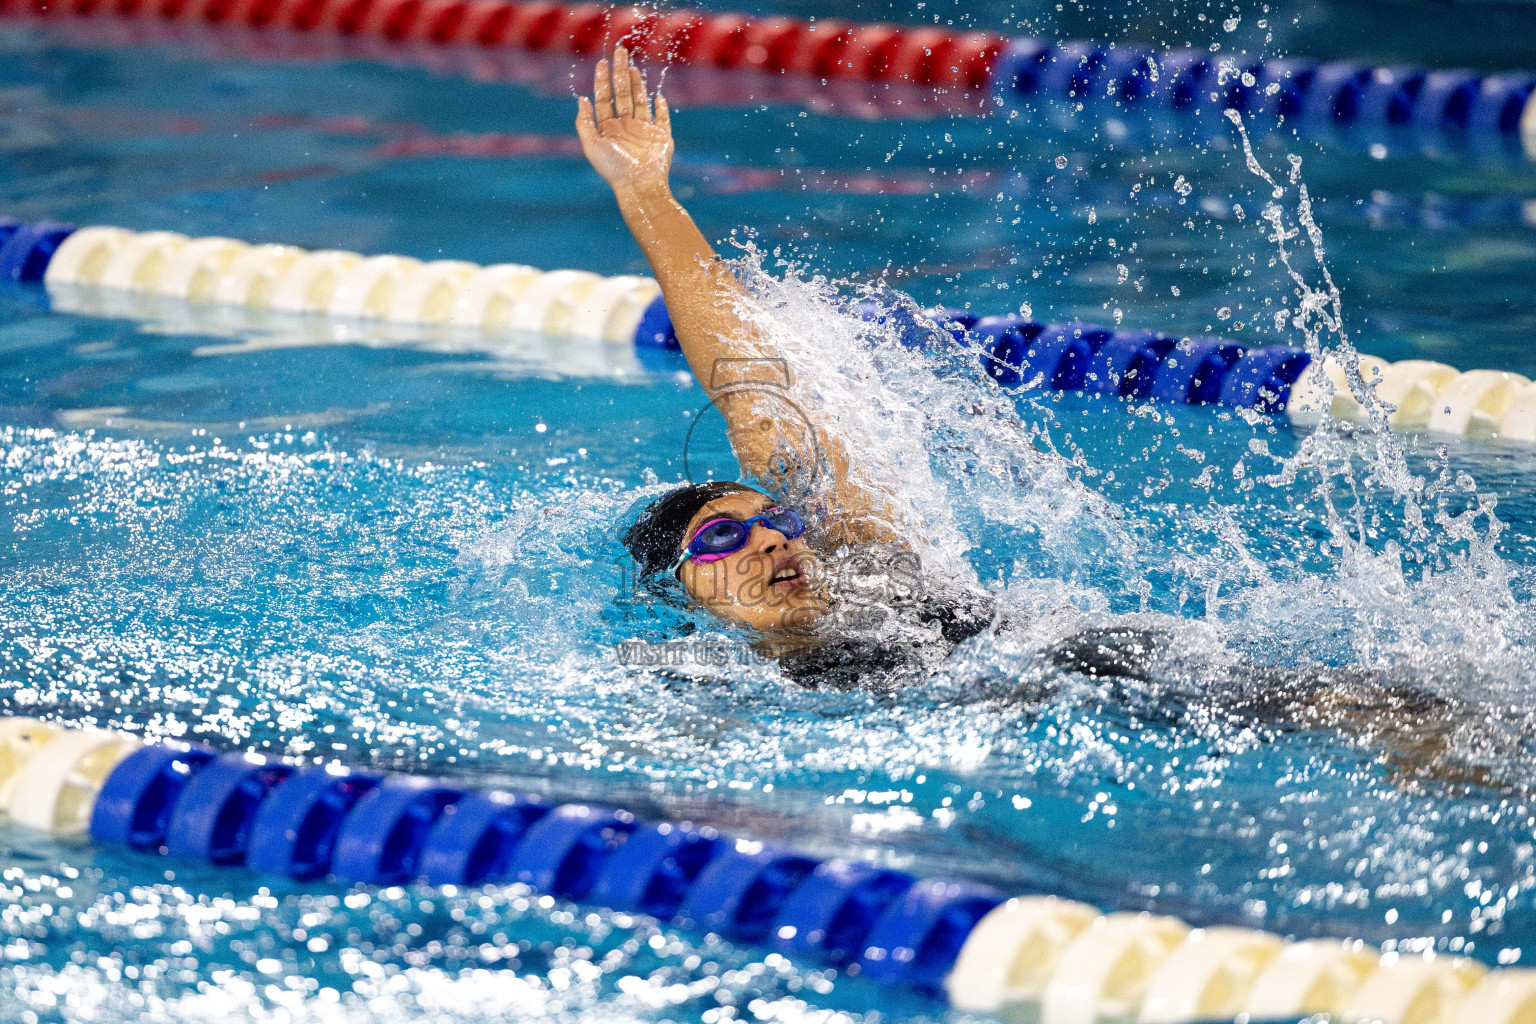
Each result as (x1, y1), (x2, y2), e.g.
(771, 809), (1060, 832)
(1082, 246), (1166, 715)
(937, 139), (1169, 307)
(774, 579), (998, 690)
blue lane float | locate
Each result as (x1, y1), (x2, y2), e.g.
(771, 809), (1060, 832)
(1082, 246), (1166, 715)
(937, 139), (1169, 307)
(247, 765), (382, 878)
(872, 305), (1314, 414)
(989, 39), (1536, 148)
(69, 730), (996, 998)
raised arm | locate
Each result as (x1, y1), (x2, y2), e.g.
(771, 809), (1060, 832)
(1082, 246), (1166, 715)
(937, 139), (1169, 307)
(576, 46), (899, 545)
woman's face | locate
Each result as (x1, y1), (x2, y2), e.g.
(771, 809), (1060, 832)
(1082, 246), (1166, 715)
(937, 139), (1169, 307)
(676, 490), (824, 631)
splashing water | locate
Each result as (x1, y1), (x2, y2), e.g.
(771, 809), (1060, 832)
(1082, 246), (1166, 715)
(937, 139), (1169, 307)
(7, 30), (1536, 1022)
(1218, 109), (1528, 674)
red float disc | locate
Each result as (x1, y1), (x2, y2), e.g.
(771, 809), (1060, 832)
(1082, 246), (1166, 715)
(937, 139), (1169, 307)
(165, 0), (211, 18)
(686, 13), (750, 67)
(460, 0), (516, 45)
(196, 0), (241, 24)
(280, 0), (327, 30)
(510, 0), (566, 49)
(600, 6), (655, 54)
(559, 2), (611, 54)
(865, 26), (911, 78)
(310, 0), (373, 34)
(736, 19), (802, 73)
(222, 0), (278, 24)
(809, 22), (859, 77)
(635, 10), (701, 62)
(357, 0), (421, 40)
(782, 17), (850, 76)
(401, 0), (466, 42)
(240, 0), (288, 28)
(884, 28), (953, 83)
(828, 24), (902, 79)
(941, 32), (1001, 89)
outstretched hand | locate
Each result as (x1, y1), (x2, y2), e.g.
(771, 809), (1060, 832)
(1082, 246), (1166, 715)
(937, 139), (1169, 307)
(576, 45), (673, 197)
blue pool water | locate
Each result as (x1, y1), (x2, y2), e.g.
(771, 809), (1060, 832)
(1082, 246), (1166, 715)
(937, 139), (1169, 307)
(5, 3), (1536, 1020)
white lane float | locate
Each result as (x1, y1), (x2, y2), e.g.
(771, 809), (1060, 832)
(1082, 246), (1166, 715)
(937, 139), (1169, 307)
(97, 230), (190, 292)
(451, 263), (542, 330)
(387, 259), (479, 323)
(328, 254), (424, 320)
(270, 249), (364, 313)
(570, 274), (660, 342)
(1428, 369), (1532, 437)
(1453, 969), (1536, 1024)
(1135, 926), (1285, 1023)
(946, 896), (1099, 1013)
(42, 226), (135, 287)
(1283, 353), (1388, 426)
(1342, 952), (1488, 1024)
(156, 236), (251, 301)
(1038, 912), (1191, 1024)
(8, 727), (141, 837)
(1499, 382), (1536, 443)
(212, 243), (308, 307)
(507, 268), (602, 335)
(0, 717), (60, 810)
(1240, 938), (1380, 1020)
(1375, 359), (1460, 430)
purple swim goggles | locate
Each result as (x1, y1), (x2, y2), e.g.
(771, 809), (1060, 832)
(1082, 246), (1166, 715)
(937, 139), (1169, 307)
(671, 506), (807, 576)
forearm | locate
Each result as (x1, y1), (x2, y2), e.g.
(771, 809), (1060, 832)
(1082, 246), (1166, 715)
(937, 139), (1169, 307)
(613, 181), (769, 385)
(613, 182), (899, 544)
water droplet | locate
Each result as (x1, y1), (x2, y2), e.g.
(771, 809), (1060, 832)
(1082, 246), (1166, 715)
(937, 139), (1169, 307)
(1055, 155), (1068, 169)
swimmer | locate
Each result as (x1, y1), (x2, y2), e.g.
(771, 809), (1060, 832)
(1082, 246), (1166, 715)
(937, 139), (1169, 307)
(577, 46), (989, 674)
(574, 48), (1530, 790)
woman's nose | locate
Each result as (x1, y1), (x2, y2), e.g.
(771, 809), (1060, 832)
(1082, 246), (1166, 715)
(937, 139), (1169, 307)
(751, 524), (783, 551)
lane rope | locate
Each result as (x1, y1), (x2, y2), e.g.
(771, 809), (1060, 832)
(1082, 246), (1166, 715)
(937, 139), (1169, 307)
(12, 216), (1536, 441)
(0, 713), (1531, 1020)
(6, 0), (1536, 154)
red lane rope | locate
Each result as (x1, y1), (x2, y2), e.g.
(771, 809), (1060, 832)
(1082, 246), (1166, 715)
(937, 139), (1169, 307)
(10, 0), (1003, 89)
(26, 14), (987, 119)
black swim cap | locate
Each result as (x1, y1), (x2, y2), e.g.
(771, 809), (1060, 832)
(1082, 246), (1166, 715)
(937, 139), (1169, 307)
(623, 481), (760, 579)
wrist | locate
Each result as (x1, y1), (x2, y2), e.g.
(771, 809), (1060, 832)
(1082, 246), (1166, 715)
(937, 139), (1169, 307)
(612, 178), (676, 209)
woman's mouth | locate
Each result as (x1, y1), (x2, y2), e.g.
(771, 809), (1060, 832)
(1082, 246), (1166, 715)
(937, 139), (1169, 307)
(771, 566), (806, 588)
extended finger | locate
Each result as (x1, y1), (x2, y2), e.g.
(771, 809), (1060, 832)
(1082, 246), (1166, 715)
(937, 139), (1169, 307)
(612, 46), (634, 118)
(575, 96), (599, 150)
(593, 59), (613, 124)
(630, 65), (651, 122)
(656, 92), (671, 135)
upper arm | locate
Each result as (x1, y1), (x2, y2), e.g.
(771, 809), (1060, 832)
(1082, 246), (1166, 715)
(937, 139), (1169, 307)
(712, 387), (904, 548)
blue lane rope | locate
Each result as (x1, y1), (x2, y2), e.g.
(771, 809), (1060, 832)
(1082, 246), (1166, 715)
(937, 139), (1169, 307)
(81, 735), (1000, 997)
(873, 304), (1314, 413)
(988, 41), (1536, 146)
